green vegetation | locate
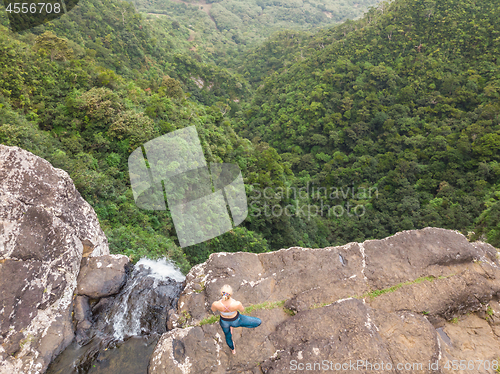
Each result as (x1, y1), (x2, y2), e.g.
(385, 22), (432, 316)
(193, 281), (206, 293)
(236, 0), (500, 248)
(310, 301), (330, 309)
(199, 314), (220, 326)
(244, 299), (286, 314)
(310, 274), (453, 309)
(178, 310), (193, 327)
(195, 273), (457, 327)
(485, 305), (494, 321)
(487, 306), (494, 316)
(18, 335), (36, 350)
(197, 299), (288, 326)
(360, 276), (435, 300)
(0, 0), (499, 274)
(18, 0), (250, 106)
(283, 307), (296, 316)
(472, 194), (500, 247)
(132, 0), (381, 65)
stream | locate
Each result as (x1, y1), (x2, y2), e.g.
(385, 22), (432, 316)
(46, 258), (185, 374)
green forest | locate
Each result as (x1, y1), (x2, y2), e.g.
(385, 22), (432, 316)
(132, 0), (381, 63)
(0, 0), (499, 274)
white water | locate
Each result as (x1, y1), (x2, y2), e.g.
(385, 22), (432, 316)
(109, 258), (185, 341)
(135, 258), (186, 282)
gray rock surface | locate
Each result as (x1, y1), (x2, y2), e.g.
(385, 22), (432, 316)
(76, 254), (130, 298)
(261, 299), (439, 373)
(74, 296), (91, 323)
(73, 296), (92, 345)
(149, 228), (500, 374)
(0, 145), (109, 374)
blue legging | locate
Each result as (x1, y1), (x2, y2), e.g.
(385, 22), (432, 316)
(219, 312), (261, 350)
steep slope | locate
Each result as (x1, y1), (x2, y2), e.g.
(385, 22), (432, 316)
(4, 0), (250, 105)
(133, 0), (382, 47)
(0, 24), (282, 268)
(2, 0), (359, 262)
(236, 0), (500, 246)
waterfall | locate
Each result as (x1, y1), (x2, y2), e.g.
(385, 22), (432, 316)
(47, 258), (185, 374)
(107, 258), (185, 340)
(132, 258), (186, 282)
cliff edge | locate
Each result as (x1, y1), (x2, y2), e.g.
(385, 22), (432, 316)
(150, 228), (500, 374)
(0, 145), (109, 374)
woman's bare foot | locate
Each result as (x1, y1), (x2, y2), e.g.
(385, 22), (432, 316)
(232, 348), (236, 355)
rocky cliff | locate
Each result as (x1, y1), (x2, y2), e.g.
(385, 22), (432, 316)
(0, 145), (109, 374)
(149, 228), (500, 374)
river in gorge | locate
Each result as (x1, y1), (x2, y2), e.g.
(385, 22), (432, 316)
(46, 258), (185, 374)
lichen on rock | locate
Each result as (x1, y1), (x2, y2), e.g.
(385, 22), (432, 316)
(0, 145), (109, 374)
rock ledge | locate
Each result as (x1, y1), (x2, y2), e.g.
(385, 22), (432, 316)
(149, 228), (500, 374)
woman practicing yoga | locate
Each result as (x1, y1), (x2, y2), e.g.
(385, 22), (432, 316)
(211, 285), (262, 354)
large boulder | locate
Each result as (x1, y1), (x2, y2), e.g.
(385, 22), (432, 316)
(149, 227), (500, 374)
(0, 145), (109, 374)
(76, 254), (130, 298)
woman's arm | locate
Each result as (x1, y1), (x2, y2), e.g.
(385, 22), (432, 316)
(211, 302), (218, 313)
(237, 302), (244, 312)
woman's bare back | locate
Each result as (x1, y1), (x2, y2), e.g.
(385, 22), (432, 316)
(212, 298), (243, 318)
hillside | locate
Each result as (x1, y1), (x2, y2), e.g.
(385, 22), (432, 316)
(0, 19), (279, 270)
(0, 0), (499, 270)
(235, 0), (500, 247)
(2, 0), (500, 370)
(132, 0), (382, 62)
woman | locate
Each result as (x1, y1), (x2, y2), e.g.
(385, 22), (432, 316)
(211, 285), (262, 354)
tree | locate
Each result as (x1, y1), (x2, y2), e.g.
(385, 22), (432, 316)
(160, 76), (184, 99)
(34, 31), (74, 62)
(107, 111), (157, 149)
